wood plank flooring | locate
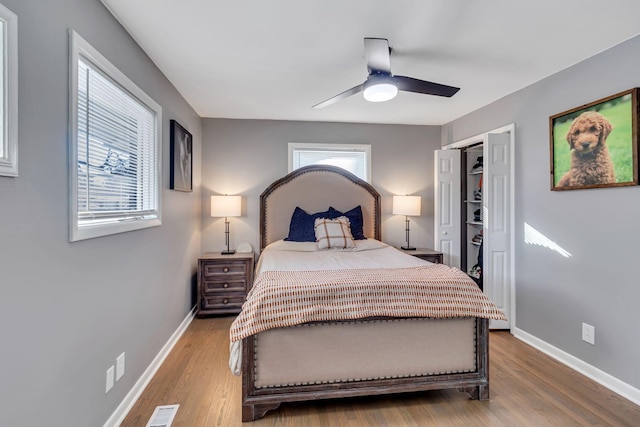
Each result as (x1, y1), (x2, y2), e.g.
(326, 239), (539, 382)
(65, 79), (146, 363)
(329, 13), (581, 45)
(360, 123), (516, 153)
(121, 317), (640, 426)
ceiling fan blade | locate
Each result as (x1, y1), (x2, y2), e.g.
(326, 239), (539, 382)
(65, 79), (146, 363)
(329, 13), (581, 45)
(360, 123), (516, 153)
(395, 75), (460, 97)
(312, 83), (364, 108)
(364, 38), (391, 74)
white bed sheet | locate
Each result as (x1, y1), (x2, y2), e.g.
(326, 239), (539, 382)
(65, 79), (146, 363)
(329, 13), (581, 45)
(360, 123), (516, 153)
(229, 240), (432, 375)
(255, 239), (429, 274)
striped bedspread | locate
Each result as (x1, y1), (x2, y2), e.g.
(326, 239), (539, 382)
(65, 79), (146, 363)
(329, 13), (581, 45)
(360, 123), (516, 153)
(229, 264), (506, 342)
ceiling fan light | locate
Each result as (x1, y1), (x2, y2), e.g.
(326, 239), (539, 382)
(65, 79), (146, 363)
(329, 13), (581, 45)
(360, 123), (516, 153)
(363, 82), (398, 102)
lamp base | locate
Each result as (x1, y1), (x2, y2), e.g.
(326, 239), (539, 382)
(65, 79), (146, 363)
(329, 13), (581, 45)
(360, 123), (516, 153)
(221, 250), (236, 255)
(400, 246), (416, 251)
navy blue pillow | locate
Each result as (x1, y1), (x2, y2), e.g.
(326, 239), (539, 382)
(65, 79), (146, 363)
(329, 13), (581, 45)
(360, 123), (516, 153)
(329, 206), (366, 240)
(284, 207), (338, 242)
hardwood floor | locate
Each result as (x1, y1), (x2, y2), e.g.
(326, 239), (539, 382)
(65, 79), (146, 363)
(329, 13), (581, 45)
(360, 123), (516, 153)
(121, 317), (640, 426)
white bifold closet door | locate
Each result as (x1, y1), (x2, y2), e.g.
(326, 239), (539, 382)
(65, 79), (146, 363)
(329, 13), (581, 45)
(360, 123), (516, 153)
(434, 149), (461, 269)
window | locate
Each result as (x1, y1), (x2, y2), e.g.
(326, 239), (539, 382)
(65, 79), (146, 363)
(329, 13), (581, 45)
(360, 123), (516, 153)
(69, 31), (162, 242)
(288, 143), (371, 182)
(0, 2), (17, 177)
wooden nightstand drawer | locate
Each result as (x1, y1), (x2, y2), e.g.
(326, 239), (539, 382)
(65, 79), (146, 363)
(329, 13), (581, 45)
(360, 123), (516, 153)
(203, 278), (247, 293)
(202, 261), (247, 277)
(197, 252), (254, 317)
(201, 295), (245, 312)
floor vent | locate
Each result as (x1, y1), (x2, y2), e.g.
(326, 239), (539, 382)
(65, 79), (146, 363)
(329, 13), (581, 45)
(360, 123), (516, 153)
(145, 404), (179, 427)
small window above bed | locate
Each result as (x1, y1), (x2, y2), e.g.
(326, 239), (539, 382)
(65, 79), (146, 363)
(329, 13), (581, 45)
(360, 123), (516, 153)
(288, 143), (371, 182)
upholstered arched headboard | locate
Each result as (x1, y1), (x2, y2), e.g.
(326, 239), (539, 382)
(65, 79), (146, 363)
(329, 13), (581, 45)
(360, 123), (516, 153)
(260, 165), (381, 250)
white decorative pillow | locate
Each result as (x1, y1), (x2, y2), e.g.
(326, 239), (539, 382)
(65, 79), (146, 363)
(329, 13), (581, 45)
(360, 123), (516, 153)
(314, 216), (355, 250)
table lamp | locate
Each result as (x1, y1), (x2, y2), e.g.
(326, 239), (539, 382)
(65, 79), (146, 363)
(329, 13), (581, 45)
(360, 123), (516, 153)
(211, 195), (241, 255)
(393, 195), (421, 251)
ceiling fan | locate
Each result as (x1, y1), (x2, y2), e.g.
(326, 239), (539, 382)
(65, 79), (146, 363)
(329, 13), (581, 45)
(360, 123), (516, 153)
(313, 38), (460, 109)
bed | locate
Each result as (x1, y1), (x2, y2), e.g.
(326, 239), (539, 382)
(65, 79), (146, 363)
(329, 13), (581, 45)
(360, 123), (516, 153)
(229, 165), (506, 422)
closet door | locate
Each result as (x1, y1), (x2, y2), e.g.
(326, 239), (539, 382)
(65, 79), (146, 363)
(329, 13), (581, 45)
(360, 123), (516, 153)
(434, 149), (461, 268)
(436, 126), (514, 330)
(484, 132), (511, 329)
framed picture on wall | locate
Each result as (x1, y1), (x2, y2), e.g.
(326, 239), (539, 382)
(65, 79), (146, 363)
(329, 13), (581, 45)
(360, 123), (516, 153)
(170, 120), (193, 192)
(549, 88), (639, 191)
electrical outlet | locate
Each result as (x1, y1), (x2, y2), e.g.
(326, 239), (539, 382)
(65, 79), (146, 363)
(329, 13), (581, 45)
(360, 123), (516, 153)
(116, 352), (125, 382)
(582, 322), (595, 345)
(106, 365), (115, 393)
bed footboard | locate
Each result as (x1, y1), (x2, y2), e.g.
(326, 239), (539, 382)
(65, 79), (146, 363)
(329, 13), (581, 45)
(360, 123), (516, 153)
(241, 317), (489, 422)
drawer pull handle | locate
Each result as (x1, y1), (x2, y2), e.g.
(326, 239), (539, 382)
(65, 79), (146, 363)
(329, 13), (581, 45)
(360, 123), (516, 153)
(223, 267), (229, 273)
(223, 299), (229, 304)
(223, 283), (229, 288)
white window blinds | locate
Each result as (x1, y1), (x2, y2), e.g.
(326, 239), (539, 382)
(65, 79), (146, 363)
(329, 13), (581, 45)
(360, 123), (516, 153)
(76, 59), (157, 222)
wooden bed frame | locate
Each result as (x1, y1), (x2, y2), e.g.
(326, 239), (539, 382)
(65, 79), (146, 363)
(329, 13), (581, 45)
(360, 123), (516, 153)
(241, 165), (490, 421)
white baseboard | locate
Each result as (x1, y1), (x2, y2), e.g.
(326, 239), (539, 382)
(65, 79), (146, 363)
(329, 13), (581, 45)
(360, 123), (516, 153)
(104, 306), (197, 427)
(513, 327), (640, 406)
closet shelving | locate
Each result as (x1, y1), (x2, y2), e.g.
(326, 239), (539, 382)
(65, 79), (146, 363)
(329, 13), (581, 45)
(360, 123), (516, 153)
(463, 144), (483, 287)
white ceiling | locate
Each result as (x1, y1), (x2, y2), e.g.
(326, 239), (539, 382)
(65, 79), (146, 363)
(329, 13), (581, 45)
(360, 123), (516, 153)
(101, 0), (640, 126)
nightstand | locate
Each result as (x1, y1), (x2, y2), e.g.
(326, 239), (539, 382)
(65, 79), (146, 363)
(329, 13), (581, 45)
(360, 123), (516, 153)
(197, 252), (254, 317)
(403, 248), (443, 264)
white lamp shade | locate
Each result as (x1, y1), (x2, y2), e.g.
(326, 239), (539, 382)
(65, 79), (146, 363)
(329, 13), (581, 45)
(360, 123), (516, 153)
(211, 195), (241, 217)
(393, 195), (421, 216)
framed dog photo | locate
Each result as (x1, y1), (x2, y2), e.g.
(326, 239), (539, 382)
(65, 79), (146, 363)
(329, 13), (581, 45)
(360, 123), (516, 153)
(170, 120), (193, 192)
(549, 88), (639, 191)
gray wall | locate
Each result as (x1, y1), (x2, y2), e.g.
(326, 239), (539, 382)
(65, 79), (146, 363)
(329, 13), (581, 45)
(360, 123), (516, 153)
(0, 1), (201, 426)
(442, 35), (640, 389)
(201, 119), (441, 253)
